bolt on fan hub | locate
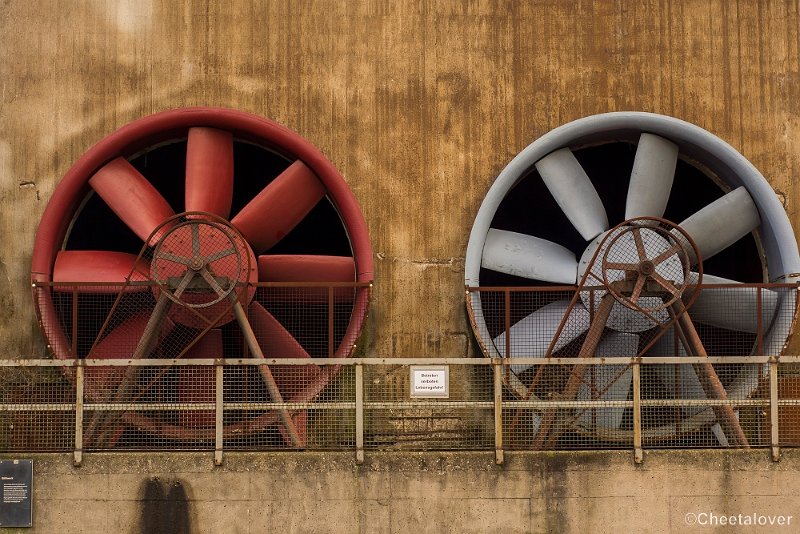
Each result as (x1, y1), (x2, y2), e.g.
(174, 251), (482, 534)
(638, 260), (655, 277)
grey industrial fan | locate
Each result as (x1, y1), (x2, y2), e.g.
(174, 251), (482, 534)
(465, 112), (799, 446)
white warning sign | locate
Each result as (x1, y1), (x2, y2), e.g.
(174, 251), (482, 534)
(410, 366), (449, 398)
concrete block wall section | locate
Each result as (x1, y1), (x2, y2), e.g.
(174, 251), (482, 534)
(15, 450), (800, 533)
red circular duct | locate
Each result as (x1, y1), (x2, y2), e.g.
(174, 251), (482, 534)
(31, 107), (373, 447)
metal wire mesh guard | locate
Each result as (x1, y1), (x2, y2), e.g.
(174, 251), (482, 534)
(30, 212), (369, 450)
(466, 217), (799, 449)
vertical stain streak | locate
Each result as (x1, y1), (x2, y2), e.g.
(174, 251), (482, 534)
(139, 478), (192, 534)
(735, 0), (745, 150)
(756, 0), (767, 115)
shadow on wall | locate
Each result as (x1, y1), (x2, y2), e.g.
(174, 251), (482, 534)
(139, 478), (192, 534)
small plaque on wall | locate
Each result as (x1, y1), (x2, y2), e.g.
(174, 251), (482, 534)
(0, 459), (32, 527)
(410, 366), (449, 398)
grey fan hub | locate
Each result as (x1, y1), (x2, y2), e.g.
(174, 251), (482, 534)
(577, 225), (684, 332)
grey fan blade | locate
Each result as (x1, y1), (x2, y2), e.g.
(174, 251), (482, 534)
(493, 300), (590, 373)
(625, 133), (678, 219)
(482, 229), (578, 284)
(684, 273), (779, 334)
(535, 148), (609, 241)
(647, 331), (707, 416)
(577, 332), (637, 430)
(678, 187), (760, 263)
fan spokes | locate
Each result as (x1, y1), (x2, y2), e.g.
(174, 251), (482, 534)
(683, 273), (778, 334)
(493, 300), (591, 372)
(678, 186), (761, 264)
(647, 331), (707, 415)
(53, 250), (148, 292)
(577, 331), (638, 430)
(258, 255), (356, 282)
(249, 301), (312, 360)
(248, 300), (321, 401)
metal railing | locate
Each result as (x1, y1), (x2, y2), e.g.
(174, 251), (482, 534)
(7, 280), (798, 464)
(2, 356), (800, 465)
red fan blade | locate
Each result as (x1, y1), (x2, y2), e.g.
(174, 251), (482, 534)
(258, 255), (357, 304)
(183, 328), (224, 359)
(89, 157), (175, 244)
(178, 329), (222, 428)
(248, 301), (323, 400)
(248, 301), (311, 359)
(53, 250), (149, 293)
(258, 255), (355, 282)
(231, 161), (325, 253)
(185, 127), (234, 218)
(85, 312), (175, 399)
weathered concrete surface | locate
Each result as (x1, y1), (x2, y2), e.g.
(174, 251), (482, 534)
(12, 450), (800, 533)
(1, 0), (800, 357)
(2, 4), (800, 531)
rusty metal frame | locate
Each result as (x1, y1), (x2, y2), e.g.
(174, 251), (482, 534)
(632, 360), (642, 464)
(31, 278), (373, 449)
(465, 281), (799, 445)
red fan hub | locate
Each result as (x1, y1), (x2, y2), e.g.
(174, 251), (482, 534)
(150, 217), (257, 328)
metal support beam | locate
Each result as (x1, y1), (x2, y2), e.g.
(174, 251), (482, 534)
(229, 293), (303, 447)
(534, 293), (616, 449)
(672, 303), (750, 448)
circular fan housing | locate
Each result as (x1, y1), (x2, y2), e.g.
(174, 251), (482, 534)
(465, 112), (800, 444)
(31, 107), (373, 445)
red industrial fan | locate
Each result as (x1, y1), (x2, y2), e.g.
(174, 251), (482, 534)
(31, 108), (373, 448)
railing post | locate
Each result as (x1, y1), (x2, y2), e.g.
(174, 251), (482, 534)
(493, 358), (504, 465)
(328, 286), (335, 359)
(214, 361), (224, 466)
(770, 358), (781, 462)
(757, 287), (764, 356)
(632, 359), (643, 464)
(504, 289), (511, 358)
(74, 360), (84, 466)
(355, 363), (364, 464)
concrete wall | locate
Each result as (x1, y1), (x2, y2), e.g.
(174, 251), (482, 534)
(2, 0), (800, 357)
(16, 450), (800, 533)
(2, 2), (800, 533)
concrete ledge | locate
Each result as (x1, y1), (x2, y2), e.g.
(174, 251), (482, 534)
(13, 449), (800, 533)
